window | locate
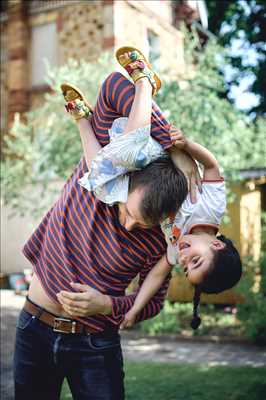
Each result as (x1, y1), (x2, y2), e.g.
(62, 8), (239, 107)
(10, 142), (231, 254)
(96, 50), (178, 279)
(31, 22), (58, 87)
(147, 30), (160, 70)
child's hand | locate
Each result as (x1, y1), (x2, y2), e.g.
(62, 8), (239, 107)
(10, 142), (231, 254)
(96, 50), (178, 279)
(170, 128), (187, 149)
(120, 309), (137, 330)
(170, 148), (202, 203)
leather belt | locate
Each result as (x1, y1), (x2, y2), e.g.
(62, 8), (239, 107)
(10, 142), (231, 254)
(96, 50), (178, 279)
(23, 298), (99, 334)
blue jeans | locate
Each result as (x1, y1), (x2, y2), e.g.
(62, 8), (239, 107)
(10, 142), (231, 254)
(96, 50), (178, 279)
(14, 309), (125, 400)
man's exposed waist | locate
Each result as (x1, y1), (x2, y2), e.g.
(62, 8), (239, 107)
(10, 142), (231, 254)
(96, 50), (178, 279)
(28, 273), (120, 331)
(24, 296), (119, 335)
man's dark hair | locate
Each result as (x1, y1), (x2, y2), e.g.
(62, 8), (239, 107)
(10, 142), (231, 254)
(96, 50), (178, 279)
(129, 156), (188, 226)
(191, 235), (242, 330)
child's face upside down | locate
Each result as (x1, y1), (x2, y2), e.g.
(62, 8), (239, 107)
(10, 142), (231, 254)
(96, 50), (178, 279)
(178, 232), (225, 285)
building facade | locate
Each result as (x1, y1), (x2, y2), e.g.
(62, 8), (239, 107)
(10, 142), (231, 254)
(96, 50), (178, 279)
(0, 0), (206, 131)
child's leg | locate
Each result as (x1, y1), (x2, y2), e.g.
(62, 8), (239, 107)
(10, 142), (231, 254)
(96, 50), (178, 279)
(62, 72), (153, 169)
(123, 78), (152, 134)
(76, 74), (153, 167)
(61, 84), (101, 169)
(77, 118), (101, 169)
(91, 72), (172, 150)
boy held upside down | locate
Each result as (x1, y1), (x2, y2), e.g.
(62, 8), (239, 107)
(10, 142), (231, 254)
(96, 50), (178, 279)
(61, 46), (242, 329)
(121, 130), (242, 329)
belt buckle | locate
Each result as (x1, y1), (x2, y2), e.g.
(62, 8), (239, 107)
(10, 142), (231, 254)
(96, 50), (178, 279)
(53, 317), (77, 334)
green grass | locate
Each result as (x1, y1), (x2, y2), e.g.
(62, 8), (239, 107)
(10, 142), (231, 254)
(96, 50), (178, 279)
(61, 362), (266, 400)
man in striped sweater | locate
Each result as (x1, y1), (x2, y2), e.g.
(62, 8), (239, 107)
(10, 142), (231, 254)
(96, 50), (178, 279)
(14, 68), (197, 400)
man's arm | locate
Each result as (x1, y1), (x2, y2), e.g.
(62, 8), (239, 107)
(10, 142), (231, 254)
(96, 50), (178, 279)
(111, 255), (171, 324)
(57, 254), (171, 324)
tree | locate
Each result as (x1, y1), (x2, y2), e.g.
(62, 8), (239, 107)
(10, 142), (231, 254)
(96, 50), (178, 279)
(205, 0), (266, 116)
(158, 29), (266, 174)
(1, 54), (115, 216)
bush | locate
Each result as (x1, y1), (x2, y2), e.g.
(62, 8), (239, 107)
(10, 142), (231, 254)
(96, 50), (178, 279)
(237, 272), (266, 344)
(138, 300), (240, 337)
(158, 29), (266, 174)
(139, 301), (192, 335)
(237, 213), (266, 344)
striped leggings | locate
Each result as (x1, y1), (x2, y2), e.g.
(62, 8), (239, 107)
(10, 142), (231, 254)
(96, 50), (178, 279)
(91, 71), (172, 150)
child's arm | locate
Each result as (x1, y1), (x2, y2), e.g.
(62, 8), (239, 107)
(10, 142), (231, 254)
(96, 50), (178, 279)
(120, 255), (172, 329)
(171, 131), (221, 181)
(123, 79), (152, 135)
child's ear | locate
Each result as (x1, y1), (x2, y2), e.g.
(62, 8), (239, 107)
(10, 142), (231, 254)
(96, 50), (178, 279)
(210, 240), (226, 251)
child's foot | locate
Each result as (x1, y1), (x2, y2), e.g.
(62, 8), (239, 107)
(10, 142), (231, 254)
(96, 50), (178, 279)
(61, 83), (93, 121)
(64, 98), (92, 121)
(116, 46), (161, 96)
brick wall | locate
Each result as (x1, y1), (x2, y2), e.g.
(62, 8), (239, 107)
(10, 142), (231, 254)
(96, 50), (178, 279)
(0, 20), (8, 133)
(115, 1), (184, 78)
(137, 0), (173, 24)
(58, 2), (105, 63)
(3, 0), (186, 123)
(6, 0), (30, 126)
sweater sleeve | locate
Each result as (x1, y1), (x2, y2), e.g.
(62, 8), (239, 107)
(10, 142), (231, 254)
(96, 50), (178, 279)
(110, 254), (171, 324)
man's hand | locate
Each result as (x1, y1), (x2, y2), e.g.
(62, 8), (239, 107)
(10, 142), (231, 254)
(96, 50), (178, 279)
(169, 147), (202, 203)
(56, 283), (112, 317)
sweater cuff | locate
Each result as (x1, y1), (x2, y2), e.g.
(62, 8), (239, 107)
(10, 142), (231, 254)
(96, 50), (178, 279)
(110, 294), (134, 322)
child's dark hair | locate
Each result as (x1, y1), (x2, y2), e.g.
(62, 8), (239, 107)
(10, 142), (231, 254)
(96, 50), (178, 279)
(191, 234), (242, 330)
(129, 156), (188, 226)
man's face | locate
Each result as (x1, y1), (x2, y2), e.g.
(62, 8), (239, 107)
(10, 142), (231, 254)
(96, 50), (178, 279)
(118, 187), (154, 231)
(178, 233), (225, 285)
